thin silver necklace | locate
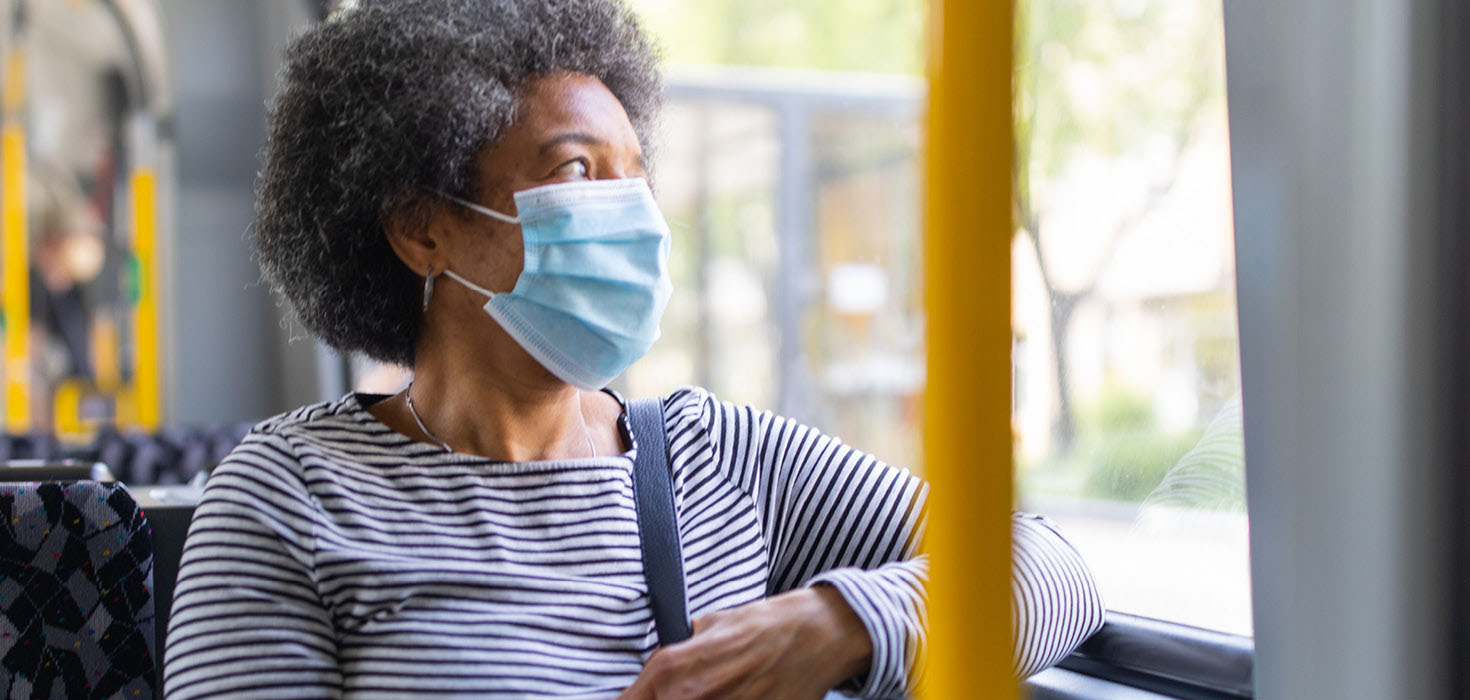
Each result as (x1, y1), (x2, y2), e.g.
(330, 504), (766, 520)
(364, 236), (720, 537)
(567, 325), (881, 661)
(404, 381), (596, 458)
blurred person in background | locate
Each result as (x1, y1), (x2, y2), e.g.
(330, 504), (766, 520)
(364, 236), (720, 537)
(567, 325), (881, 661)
(162, 1), (1103, 698)
(27, 177), (107, 430)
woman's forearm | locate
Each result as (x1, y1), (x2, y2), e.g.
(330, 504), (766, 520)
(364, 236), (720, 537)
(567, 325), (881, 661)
(804, 584), (875, 686)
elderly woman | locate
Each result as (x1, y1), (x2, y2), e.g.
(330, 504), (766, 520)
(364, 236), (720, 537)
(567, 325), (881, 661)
(163, 1), (1103, 698)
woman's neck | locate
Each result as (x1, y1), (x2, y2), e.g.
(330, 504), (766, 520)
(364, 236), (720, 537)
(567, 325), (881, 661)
(388, 316), (598, 462)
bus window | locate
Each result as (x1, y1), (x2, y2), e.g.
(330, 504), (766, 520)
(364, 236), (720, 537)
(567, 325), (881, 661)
(1013, 0), (1249, 636)
(626, 0), (1251, 640)
(623, 72), (924, 469)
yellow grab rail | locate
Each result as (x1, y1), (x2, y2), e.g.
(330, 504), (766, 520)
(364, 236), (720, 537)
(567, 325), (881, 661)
(2, 122), (28, 432)
(919, 0), (1015, 697)
(130, 168), (161, 430)
(3, 45), (29, 433)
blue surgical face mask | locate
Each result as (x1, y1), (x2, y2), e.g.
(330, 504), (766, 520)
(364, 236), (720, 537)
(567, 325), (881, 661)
(435, 178), (673, 390)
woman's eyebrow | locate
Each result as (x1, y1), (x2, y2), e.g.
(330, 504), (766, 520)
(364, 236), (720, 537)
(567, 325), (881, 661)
(538, 132), (604, 155)
(539, 131), (646, 173)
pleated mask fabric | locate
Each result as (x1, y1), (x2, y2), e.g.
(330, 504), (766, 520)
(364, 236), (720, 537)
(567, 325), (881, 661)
(439, 178), (673, 389)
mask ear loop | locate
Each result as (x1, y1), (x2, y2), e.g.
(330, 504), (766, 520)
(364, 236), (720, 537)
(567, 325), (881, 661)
(440, 269), (500, 300)
(421, 188), (517, 300)
(434, 189), (521, 225)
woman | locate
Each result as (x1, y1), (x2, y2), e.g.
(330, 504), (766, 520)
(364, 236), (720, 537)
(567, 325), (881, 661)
(162, 1), (1104, 698)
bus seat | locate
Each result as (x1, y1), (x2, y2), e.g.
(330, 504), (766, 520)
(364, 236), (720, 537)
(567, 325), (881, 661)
(0, 460), (114, 483)
(0, 480), (158, 699)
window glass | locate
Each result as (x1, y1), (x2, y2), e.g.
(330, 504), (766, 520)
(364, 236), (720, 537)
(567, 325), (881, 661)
(1013, 0), (1250, 635)
(624, 2), (926, 469)
(635, 0), (1250, 636)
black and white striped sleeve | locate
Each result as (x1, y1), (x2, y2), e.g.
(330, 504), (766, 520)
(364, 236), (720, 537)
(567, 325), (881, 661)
(163, 429), (341, 700)
(1010, 512), (1106, 678)
(695, 392), (928, 699)
(686, 389), (1106, 692)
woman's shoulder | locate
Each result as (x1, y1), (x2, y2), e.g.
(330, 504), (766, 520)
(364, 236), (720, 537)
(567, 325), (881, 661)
(203, 394), (395, 509)
(654, 385), (812, 455)
(664, 382), (817, 438)
(656, 384), (749, 435)
(243, 393), (388, 442)
(641, 385), (724, 451)
(218, 394), (383, 471)
(658, 384), (715, 418)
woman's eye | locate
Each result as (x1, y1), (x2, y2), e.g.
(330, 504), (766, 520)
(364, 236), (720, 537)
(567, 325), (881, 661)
(552, 159), (589, 179)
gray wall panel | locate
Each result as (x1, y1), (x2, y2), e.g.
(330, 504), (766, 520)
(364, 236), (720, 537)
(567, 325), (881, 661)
(158, 0), (322, 424)
(1225, 0), (1454, 697)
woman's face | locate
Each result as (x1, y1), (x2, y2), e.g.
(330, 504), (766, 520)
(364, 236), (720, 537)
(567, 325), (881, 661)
(437, 72), (648, 295)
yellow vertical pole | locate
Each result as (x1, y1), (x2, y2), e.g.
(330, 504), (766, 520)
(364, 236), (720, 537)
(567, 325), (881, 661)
(131, 168), (160, 430)
(919, 0), (1015, 697)
(2, 47), (28, 433)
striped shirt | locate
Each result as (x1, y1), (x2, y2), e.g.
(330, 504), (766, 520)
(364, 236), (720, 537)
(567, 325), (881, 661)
(163, 386), (1103, 699)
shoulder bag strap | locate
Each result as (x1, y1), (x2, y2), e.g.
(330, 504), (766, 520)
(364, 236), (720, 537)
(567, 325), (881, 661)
(628, 397), (693, 645)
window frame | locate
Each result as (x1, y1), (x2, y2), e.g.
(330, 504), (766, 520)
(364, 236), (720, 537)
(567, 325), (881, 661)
(1040, 613), (1253, 699)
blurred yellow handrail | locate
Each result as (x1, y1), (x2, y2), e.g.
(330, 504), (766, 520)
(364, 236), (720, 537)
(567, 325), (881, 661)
(130, 168), (161, 431)
(2, 46), (29, 432)
(919, 0), (1015, 697)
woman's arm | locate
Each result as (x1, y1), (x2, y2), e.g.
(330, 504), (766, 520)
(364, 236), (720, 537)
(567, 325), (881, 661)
(1011, 513), (1106, 678)
(688, 390), (1105, 690)
(693, 392), (928, 698)
(618, 389), (1104, 698)
(163, 430), (342, 700)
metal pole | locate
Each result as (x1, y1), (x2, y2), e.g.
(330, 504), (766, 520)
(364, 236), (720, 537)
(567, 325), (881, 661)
(919, 0), (1015, 696)
(2, 2), (29, 433)
(693, 104), (713, 390)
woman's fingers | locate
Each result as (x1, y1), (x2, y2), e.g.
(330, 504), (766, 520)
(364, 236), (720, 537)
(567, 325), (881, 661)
(613, 667), (655, 700)
(615, 642), (728, 700)
(617, 592), (851, 700)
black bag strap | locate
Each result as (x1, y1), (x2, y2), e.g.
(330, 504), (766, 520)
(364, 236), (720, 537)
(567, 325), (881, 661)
(628, 397), (693, 645)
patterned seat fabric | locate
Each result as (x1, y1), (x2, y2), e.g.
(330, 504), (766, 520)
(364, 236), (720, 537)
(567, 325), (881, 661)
(0, 481), (156, 699)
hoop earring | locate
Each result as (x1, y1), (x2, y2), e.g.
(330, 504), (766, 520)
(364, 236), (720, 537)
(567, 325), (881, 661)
(422, 267), (437, 310)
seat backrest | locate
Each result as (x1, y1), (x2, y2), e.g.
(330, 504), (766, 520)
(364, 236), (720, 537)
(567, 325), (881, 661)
(128, 486), (201, 670)
(0, 460), (114, 483)
(0, 481), (157, 699)
(0, 435), (62, 462)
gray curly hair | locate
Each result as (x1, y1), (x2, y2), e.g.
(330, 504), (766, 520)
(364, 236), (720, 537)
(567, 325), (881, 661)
(254, 0), (662, 367)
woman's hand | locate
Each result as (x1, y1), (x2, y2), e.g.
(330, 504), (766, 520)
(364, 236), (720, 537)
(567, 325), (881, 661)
(615, 586), (873, 700)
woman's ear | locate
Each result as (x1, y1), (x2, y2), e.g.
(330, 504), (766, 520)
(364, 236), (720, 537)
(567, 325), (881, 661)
(382, 198), (449, 277)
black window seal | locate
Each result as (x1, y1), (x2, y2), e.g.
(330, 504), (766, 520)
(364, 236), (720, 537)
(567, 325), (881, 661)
(1057, 612), (1253, 699)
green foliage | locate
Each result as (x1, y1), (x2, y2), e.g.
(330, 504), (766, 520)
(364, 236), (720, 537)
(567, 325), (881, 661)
(1081, 428), (1204, 503)
(1078, 380), (1154, 437)
(1072, 381), (1203, 503)
(631, 0), (925, 74)
(1021, 385), (1245, 509)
